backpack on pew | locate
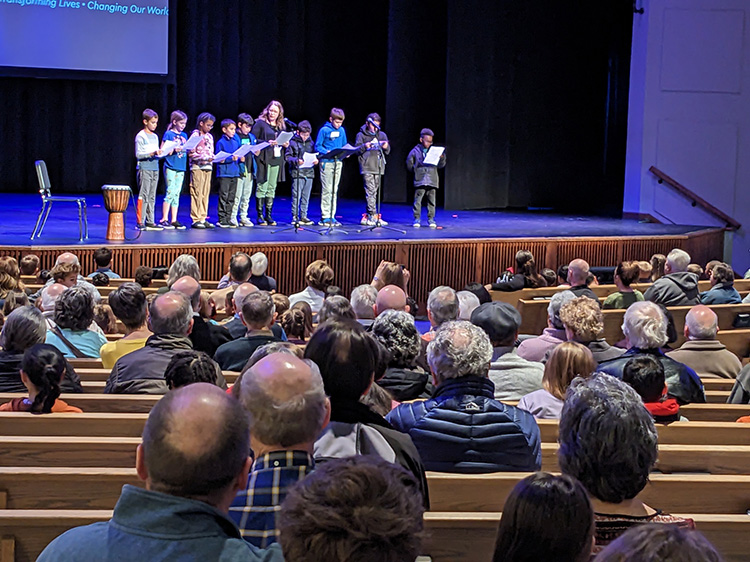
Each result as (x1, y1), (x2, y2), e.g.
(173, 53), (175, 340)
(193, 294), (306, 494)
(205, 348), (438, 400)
(732, 313), (750, 329)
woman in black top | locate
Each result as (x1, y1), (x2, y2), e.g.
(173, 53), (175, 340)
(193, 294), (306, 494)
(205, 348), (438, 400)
(252, 100), (289, 226)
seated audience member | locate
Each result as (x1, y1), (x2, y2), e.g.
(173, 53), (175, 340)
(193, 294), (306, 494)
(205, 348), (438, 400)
(470, 302), (544, 400)
(279, 304), (313, 344)
(37, 384), (283, 562)
(217, 252), (253, 289)
(489, 249), (547, 291)
(370, 259), (409, 293)
(271, 293), (289, 316)
(518, 342), (596, 419)
(594, 521), (723, 562)
(288, 259), (334, 318)
(0, 307), (82, 393)
(704, 259), (721, 279)
(350, 284), (378, 326)
(557, 264), (570, 287)
(50, 262), (80, 288)
(728, 361), (750, 403)
(388, 320), (541, 473)
(360, 381), (395, 416)
(372, 310), (433, 401)
(278, 456), (424, 562)
(304, 320), (429, 503)
(3, 290), (28, 316)
(602, 261), (645, 309)
(540, 268), (557, 287)
(93, 303), (117, 334)
(687, 263), (704, 278)
(558, 296), (625, 363)
(230, 342), (304, 398)
(0, 344), (82, 413)
(596, 301), (705, 404)
(666, 305), (741, 379)
(317, 295), (355, 323)
(249, 252), (277, 292)
(0, 256), (25, 308)
(326, 285), (343, 298)
(89, 247), (120, 279)
(493, 472), (594, 562)
(374, 284), (410, 316)
(166, 254), (201, 287)
(164, 350), (226, 390)
(650, 253), (666, 282)
(463, 282), (492, 304)
(45, 287), (107, 358)
(559, 373), (694, 554)
(423, 285), (459, 342)
(90, 272), (110, 287)
(106, 292), (194, 394)
(199, 290), (218, 321)
(19, 253), (40, 279)
(566, 259), (599, 301)
(31, 252), (101, 303)
(637, 261), (652, 283)
(517, 290), (576, 362)
(700, 261), (741, 304)
(38, 269), (51, 283)
(38, 282), (67, 319)
(457, 290), (481, 321)
(172, 276), (232, 357)
(100, 283), (152, 369)
(223, 283), (286, 342)
(134, 265), (153, 288)
(622, 355), (684, 423)
(643, 248), (699, 306)
(215, 292), (280, 371)
(230, 353), (330, 547)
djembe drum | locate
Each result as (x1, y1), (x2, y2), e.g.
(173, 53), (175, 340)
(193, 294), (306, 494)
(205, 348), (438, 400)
(101, 185), (132, 241)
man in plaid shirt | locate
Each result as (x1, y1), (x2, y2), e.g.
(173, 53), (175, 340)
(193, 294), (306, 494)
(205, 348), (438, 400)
(229, 352), (330, 547)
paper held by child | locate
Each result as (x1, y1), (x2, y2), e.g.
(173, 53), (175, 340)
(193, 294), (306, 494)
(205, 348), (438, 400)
(248, 141), (270, 156)
(233, 143), (256, 158)
(424, 146), (445, 166)
(182, 134), (203, 151)
(159, 140), (180, 155)
(300, 152), (319, 169)
(212, 151), (232, 163)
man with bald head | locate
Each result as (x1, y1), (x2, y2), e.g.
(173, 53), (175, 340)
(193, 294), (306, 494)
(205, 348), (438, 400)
(230, 353), (330, 547)
(38, 384), (283, 561)
(172, 275), (232, 357)
(38, 282), (68, 318)
(223, 282), (286, 342)
(374, 284), (410, 316)
(106, 291), (195, 394)
(667, 305), (742, 379)
(566, 258), (599, 302)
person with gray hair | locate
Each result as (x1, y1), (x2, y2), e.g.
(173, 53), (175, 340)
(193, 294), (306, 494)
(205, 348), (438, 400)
(425, 286), (459, 334)
(317, 295), (356, 324)
(597, 301), (706, 404)
(249, 252), (277, 292)
(214, 291), (280, 372)
(229, 353), (330, 547)
(106, 291), (195, 394)
(517, 290), (576, 362)
(701, 261), (741, 304)
(0, 306), (82, 393)
(558, 373), (696, 553)
(350, 284), (378, 326)
(172, 276), (232, 357)
(667, 305), (741, 379)
(371, 310), (433, 401)
(456, 290), (480, 321)
(387, 320), (541, 473)
(166, 254), (201, 287)
(38, 384), (284, 562)
(643, 248), (700, 306)
(45, 286), (107, 359)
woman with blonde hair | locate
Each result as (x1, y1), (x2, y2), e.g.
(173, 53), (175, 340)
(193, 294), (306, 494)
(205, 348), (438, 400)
(517, 341), (596, 419)
(252, 100), (289, 226)
(0, 256), (24, 306)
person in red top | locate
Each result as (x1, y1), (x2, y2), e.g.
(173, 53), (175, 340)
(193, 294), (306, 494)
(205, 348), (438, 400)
(622, 355), (683, 423)
(0, 344), (82, 413)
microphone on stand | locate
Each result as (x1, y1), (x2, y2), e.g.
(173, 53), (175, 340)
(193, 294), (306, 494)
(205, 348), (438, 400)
(284, 118), (298, 130)
(367, 117), (381, 130)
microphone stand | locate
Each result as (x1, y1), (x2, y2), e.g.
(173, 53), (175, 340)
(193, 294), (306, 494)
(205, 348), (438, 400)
(358, 134), (405, 234)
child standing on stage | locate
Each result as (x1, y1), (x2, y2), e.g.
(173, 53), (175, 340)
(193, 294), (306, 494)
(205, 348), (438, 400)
(316, 107), (347, 226)
(187, 112), (216, 229)
(406, 128), (446, 228)
(135, 108), (163, 231)
(355, 112), (390, 226)
(159, 110), (188, 230)
(231, 113), (257, 227)
(252, 100), (288, 227)
(285, 120), (318, 225)
(215, 119), (241, 228)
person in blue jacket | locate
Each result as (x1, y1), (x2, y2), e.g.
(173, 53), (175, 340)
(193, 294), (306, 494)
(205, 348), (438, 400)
(700, 262), (742, 304)
(215, 119), (241, 228)
(315, 108), (347, 226)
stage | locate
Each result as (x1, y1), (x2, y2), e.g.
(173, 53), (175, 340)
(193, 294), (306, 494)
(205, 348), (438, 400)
(0, 193), (724, 307)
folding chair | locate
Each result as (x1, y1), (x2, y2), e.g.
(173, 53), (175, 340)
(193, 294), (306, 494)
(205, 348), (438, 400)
(31, 160), (88, 240)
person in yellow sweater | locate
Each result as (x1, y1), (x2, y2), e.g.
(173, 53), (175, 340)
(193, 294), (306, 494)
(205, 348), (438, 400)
(100, 283), (152, 369)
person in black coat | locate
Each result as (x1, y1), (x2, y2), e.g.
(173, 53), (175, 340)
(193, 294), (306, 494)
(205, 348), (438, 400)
(171, 276), (231, 358)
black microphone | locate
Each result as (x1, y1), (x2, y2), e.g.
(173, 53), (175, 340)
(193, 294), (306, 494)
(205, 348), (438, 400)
(284, 118), (298, 129)
(367, 117), (381, 130)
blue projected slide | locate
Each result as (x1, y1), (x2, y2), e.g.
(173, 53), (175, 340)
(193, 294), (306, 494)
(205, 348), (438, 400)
(0, 0), (169, 74)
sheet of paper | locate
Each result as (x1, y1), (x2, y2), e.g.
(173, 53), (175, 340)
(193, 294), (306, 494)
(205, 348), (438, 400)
(182, 134), (203, 151)
(248, 141), (270, 155)
(160, 140), (180, 155)
(300, 152), (318, 169)
(423, 146), (445, 166)
(275, 131), (293, 145)
(213, 151), (232, 163)
(233, 143), (255, 158)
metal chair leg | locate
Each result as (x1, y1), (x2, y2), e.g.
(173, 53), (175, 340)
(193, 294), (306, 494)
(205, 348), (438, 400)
(31, 201), (47, 240)
(39, 200), (53, 237)
(77, 202), (83, 241)
(82, 200), (88, 239)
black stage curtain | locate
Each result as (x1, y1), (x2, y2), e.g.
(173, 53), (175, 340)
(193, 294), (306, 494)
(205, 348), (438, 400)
(0, 0), (632, 217)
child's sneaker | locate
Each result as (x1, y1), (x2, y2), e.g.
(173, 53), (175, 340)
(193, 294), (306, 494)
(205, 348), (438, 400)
(413, 221), (421, 228)
(377, 214), (388, 226)
(239, 218), (254, 227)
(159, 220), (175, 229)
(429, 221), (437, 229)
(144, 222), (164, 231)
(171, 221), (187, 230)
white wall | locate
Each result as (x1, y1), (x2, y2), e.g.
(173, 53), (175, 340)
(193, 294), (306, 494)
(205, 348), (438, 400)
(624, 0), (750, 273)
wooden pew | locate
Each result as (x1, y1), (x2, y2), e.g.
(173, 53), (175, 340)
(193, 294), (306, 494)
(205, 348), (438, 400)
(68, 358), (104, 370)
(679, 403), (750, 422)
(0, 393), (161, 414)
(422, 512), (750, 562)
(0, 413), (148, 437)
(74, 369), (240, 385)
